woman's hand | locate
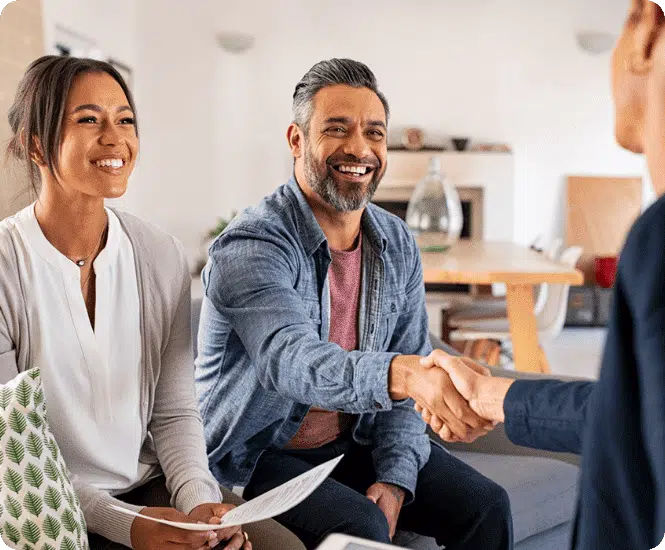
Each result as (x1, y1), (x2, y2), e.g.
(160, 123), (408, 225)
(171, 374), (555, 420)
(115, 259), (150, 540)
(129, 507), (219, 550)
(189, 503), (251, 550)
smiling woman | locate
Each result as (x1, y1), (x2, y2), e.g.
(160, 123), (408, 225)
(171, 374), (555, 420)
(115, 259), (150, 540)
(7, 57), (138, 201)
(0, 56), (303, 550)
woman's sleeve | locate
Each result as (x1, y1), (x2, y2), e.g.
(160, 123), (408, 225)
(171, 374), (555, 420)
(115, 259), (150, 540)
(149, 239), (222, 513)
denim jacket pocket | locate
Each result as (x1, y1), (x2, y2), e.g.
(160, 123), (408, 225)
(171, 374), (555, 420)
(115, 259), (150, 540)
(382, 293), (409, 349)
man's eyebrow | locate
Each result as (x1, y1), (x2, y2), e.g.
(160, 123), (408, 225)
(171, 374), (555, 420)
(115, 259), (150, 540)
(367, 120), (387, 130)
(324, 117), (352, 125)
(323, 117), (387, 130)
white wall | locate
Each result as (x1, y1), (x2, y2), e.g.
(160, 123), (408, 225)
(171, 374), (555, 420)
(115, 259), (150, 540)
(38, 0), (650, 264)
(41, 0), (222, 267)
(213, 0), (648, 245)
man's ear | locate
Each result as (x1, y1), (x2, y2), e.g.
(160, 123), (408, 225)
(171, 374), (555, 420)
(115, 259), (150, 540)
(286, 123), (304, 158)
(629, 0), (664, 74)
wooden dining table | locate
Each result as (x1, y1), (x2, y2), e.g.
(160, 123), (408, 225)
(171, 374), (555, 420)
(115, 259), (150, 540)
(421, 241), (584, 373)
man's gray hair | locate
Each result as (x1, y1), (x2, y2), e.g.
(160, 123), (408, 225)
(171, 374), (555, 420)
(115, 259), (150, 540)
(292, 58), (390, 134)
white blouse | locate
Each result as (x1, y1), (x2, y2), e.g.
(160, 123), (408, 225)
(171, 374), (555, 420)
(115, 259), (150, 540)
(13, 204), (152, 492)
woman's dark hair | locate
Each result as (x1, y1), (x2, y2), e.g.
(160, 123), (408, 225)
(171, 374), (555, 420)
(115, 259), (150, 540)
(6, 55), (138, 196)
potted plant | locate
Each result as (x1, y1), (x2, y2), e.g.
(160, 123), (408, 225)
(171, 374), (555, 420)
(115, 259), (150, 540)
(193, 213), (236, 275)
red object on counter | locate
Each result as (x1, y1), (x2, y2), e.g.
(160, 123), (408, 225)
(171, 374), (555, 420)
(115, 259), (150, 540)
(595, 256), (618, 288)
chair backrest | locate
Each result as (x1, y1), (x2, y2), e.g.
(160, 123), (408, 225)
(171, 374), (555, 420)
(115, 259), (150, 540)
(532, 237), (563, 315)
(536, 246), (584, 341)
(544, 237), (563, 261)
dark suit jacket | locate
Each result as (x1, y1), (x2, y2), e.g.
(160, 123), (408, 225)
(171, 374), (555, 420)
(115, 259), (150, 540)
(574, 195), (665, 549)
(503, 195), (665, 549)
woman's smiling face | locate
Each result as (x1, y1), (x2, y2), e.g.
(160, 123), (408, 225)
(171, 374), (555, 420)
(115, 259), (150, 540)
(52, 71), (138, 199)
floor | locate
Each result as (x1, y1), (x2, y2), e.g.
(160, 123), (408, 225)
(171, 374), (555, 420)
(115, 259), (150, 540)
(496, 327), (606, 380)
(543, 327), (606, 380)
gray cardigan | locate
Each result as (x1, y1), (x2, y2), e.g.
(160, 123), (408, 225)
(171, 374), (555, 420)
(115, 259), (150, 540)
(0, 209), (222, 547)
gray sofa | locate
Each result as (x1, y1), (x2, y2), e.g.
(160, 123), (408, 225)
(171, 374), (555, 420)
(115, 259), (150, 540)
(191, 298), (581, 549)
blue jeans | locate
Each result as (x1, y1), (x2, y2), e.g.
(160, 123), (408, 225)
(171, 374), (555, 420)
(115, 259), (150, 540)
(245, 435), (513, 549)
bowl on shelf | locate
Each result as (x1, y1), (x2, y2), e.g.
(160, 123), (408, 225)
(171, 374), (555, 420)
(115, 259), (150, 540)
(451, 137), (470, 152)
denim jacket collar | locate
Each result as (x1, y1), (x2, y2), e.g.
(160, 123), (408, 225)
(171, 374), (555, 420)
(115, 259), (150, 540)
(286, 176), (388, 258)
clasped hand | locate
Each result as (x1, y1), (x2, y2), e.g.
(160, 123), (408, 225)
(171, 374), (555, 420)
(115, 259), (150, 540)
(411, 350), (499, 443)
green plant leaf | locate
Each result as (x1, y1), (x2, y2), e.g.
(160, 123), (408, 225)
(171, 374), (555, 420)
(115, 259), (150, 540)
(43, 544), (56, 550)
(79, 508), (87, 532)
(23, 544), (35, 550)
(4, 468), (23, 493)
(60, 462), (71, 484)
(0, 387), (12, 410)
(23, 492), (42, 517)
(33, 388), (44, 407)
(61, 508), (78, 533)
(8, 409), (27, 435)
(25, 433), (43, 460)
(6, 437), (24, 465)
(5, 494), (21, 519)
(47, 437), (59, 460)
(4, 521), (20, 544)
(21, 519), (40, 544)
(0, 416), (6, 439)
(60, 537), (76, 550)
(44, 458), (60, 482)
(65, 489), (76, 510)
(43, 515), (61, 540)
(24, 463), (43, 489)
(15, 379), (32, 408)
(0, 447), (4, 467)
(26, 411), (43, 429)
(44, 486), (62, 511)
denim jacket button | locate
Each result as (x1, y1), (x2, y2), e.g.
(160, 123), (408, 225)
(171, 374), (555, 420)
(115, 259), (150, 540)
(391, 303), (397, 313)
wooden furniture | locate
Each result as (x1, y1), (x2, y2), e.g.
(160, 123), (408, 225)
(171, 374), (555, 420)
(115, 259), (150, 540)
(422, 242), (584, 373)
(565, 175), (642, 283)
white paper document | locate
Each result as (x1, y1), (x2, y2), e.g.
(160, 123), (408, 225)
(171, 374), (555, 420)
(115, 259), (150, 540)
(111, 454), (343, 531)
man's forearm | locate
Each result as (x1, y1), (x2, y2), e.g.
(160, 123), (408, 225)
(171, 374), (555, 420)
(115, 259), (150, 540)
(473, 376), (515, 423)
(503, 379), (594, 454)
(387, 355), (420, 400)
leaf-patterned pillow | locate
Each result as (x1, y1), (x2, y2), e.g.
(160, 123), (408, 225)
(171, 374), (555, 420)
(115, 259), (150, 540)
(0, 369), (89, 549)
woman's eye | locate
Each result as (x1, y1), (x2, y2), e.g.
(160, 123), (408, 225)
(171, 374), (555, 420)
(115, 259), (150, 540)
(120, 117), (135, 125)
(78, 116), (97, 123)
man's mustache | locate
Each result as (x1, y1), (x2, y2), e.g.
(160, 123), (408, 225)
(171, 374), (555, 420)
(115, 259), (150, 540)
(326, 154), (381, 169)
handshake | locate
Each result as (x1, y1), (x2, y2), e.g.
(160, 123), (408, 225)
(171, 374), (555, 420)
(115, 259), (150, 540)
(393, 350), (514, 443)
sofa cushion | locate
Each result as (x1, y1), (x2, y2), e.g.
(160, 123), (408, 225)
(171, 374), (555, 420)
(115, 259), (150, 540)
(0, 369), (89, 549)
(449, 450), (578, 543)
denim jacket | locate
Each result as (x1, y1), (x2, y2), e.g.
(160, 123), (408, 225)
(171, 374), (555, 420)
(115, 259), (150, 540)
(196, 178), (432, 502)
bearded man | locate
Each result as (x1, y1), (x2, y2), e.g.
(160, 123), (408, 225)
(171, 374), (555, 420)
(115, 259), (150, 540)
(195, 58), (512, 550)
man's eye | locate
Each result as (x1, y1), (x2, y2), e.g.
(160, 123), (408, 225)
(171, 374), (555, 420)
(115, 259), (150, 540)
(368, 130), (384, 138)
(120, 117), (135, 125)
(328, 127), (345, 134)
(78, 116), (97, 123)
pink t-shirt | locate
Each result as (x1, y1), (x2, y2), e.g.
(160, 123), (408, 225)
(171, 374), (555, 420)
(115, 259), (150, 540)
(286, 235), (362, 449)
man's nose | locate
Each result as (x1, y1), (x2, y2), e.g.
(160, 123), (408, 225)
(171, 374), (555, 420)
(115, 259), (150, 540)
(343, 129), (372, 160)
